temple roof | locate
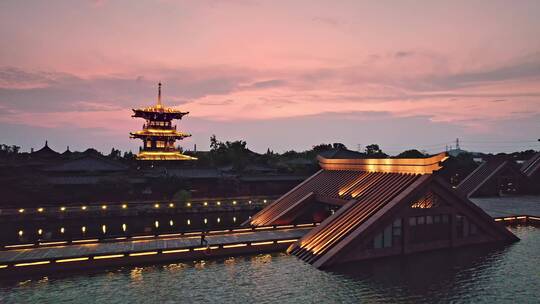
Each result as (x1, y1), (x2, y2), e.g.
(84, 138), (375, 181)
(32, 141), (60, 159)
(44, 155), (128, 172)
(317, 152), (448, 174)
(132, 83), (188, 118)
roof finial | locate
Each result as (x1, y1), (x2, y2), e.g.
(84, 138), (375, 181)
(157, 82), (162, 108)
(45, 140), (48, 147)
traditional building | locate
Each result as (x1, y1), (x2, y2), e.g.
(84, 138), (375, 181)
(246, 152), (518, 268)
(456, 157), (525, 198)
(130, 83), (197, 161)
(521, 152), (540, 193)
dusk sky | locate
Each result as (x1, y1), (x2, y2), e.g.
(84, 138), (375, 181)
(1, 0), (539, 154)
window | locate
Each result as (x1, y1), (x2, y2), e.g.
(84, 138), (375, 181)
(156, 141), (165, 148)
(373, 233), (383, 249)
(433, 215), (441, 224)
(383, 226), (392, 248)
(442, 214), (449, 223)
(145, 141), (152, 148)
(417, 216), (425, 225)
(409, 217), (416, 226)
(393, 219), (402, 236)
(373, 219), (402, 249)
(426, 215), (433, 224)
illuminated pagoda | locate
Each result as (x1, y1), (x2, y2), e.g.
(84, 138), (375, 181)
(130, 83), (197, 161)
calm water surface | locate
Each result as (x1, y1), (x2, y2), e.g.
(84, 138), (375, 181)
(0, 226), (538, 304)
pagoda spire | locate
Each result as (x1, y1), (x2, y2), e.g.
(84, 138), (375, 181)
(157, 82), (163, 109)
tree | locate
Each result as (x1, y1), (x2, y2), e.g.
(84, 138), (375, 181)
(312, 144), (332, 152)
(332, 143), (347, 150)
(0, 144), (20, 158)
(210, 134), (220, 151)
(108, 148), (122, 159)
(396, 149), (427, 158)
(365, 144), (388, 158)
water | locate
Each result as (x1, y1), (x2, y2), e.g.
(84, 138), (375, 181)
(0, 226), (538, 303)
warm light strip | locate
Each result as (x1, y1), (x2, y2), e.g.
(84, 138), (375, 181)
(184, 232), (202, 236)
(114, 237), (127, 240)
(232, 228), (252, 232)
(158, 233), (182, 238)
(131, 235), (155, 239)
(223, 243), (248, 248)
(529, 217), (540, 220)
(209, 230), (229, 234)
(162, 249), (190, 254)
(296, 223), (315, 227)
(495, 218), (503, 221)
(4, 243), (34, 249)
(143, 129), (176, 134)
(14, 261), (50, 267)
(0, 265), (7, 269)
(56, 257), (89, 263)
(93, 254), (124, 260)
(503, 217), (516, 220)
(516, 216), (527, 219)
(39, 241), (68, 246)
(129, 251), (158, 257)
(255, 226), (273, 230)
(277, 239), (298, 244)
(72, 239), (99, 244)
(276, 225), (294, 229)
(193, 247), (210, 251)
(251, 241), (274, 246)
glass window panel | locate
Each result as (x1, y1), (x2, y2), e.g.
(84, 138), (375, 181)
(434, 215), (441, 223)
(373, 233), (383, 249)
(442, 214), (449, 223)
(417, 216), (425, 225)
(409, 217), (416, 226)
(393, 218), (402, 228)
(383, 226), (392, 248)
(426, 216), (433, 224)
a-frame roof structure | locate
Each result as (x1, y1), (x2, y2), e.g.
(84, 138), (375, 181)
(456, 158), (521, 197)
(287, 175), (517, 268)
(246, 152), (517, 268)
(521, 152), (540, 178)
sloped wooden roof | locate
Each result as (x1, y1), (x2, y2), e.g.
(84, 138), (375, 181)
(247, 153), (448, 227)
(288, 176), (518, 268)
(456, 158), (523, 197)
(521, 152), (540, 177)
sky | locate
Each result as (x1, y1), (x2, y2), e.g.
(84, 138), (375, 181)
(1, 0), (540, 155)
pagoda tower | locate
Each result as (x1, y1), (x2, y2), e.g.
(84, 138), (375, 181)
(130, 83), (197, 161)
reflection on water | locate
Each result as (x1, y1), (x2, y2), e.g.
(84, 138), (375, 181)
(0, 226), (538, 303)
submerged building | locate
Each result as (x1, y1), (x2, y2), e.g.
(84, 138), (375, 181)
(130, 83), (197, 161)
(456, 157), (525, 198)
(246, 152), (518, 268)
